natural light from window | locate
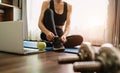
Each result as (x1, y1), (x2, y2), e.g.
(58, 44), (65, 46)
(27, 0), (109, 45)
(65, 0), (109, 45)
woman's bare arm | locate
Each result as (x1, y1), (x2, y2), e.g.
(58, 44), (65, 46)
(61, 4), (72, 42)
(38, 1), (55, 41)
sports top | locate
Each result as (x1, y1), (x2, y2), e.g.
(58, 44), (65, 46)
(50, 0), (67, 26)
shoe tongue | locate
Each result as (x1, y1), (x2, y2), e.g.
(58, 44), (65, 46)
(54, 36), (59, 40)
(53, 37), (62, 44)
(55, 35), (59, 37)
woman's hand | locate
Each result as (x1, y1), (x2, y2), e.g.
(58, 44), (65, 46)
(46, 31), (55, 41)
(61, 35), (67, 43)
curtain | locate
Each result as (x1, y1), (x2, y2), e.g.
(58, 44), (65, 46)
(65, 0), (109, 45)
(26, 0), (114, 46)
(27, 0), (42, 40)
(112, 0), (120, 49)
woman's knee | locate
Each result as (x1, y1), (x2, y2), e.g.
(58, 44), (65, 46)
(64, 35), (83, 48)
(67, 35), (83, 43)
(45, 9), (54, 15)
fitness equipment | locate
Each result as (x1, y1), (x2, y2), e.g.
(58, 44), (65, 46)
(73, 43), (120, 73)
(58, 42), (95, 63)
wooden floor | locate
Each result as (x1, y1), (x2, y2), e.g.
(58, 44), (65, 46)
(0, 51), (119, 73)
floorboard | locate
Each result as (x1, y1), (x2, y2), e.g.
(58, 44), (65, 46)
(0, 51), (119, 73)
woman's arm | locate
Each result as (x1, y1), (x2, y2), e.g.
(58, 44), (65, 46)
(38, 1), (49, 34)
(61, 4), (72, 43)
(38, 1), (55, 41)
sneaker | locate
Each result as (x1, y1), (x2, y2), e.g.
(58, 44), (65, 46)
(53, 36), (65, 51)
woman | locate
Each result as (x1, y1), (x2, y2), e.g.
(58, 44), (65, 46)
(38, 0), (83, 50)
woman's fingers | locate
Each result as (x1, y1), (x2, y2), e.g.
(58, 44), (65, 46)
(46, 32), (55, 41)
(61, 35), (67, 43)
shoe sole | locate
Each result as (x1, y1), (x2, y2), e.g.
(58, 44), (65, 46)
(53, 46), (65, 51)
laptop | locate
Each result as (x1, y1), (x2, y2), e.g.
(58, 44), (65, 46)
(0, 21), (43, 54)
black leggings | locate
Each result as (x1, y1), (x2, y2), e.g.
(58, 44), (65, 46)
(40, 9), (83, 48)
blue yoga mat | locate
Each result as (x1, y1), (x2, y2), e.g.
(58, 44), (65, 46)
(24, 41), (37, 48)
(64, 48), (78, 53)
(23, 41), (78, 53)
(24, 41), (53, 51)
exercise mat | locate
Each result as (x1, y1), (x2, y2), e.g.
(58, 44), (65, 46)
(24, 41), (79, 53)
(24, 41), (53, 51)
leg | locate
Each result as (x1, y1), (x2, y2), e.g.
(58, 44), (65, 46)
(40, 9), (58, 46)
(64, 35), (83, 48)
(42, 9), (57, 36)
(40, 9), (64, 49)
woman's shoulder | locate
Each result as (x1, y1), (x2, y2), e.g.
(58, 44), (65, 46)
(42, 0), (50, 8)
(66, 2), (72, 11)
(43, 0), (50, 4)
(67, 2), (72, 7)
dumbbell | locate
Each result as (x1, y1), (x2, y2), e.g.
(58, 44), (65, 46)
(58, 42), (95, 63)
(73, 43), (120, 73)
